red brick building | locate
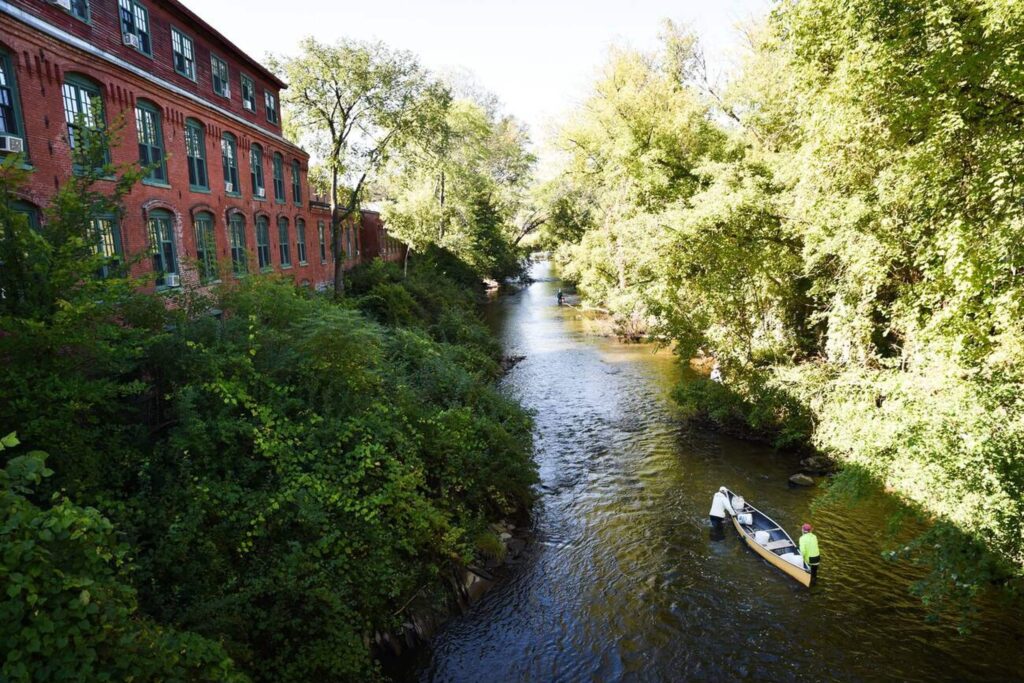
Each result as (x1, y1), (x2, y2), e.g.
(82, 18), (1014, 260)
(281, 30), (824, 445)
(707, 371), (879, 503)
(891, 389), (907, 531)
(1, 0), (400, 291)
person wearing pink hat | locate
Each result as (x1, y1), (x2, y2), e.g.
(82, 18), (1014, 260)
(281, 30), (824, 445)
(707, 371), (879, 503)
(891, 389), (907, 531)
(799, 523), (820, 583)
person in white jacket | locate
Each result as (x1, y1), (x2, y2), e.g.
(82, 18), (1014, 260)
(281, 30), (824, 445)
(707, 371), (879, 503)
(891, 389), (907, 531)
(709, 486), (735, 539)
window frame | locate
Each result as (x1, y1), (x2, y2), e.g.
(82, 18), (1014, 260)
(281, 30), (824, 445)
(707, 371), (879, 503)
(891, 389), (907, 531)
(118, 0), (152, 56)
(264, 90), (278, 124)
(135, 99), (167, 185)
(221, 132), (239, 196)
(296, 218), (307, 264)
(193, 211), (218, 284)
(90, 214), (123, 279)
(0, 49), (27, 157)
(272, 152), (285, 203)
(210, 54), (230, 99)
(256, 215), (272, 271)
(317, 220), (327, 263)
(241, 74), (257, 113)
(67, 0), (90, 22)
(250, 143), (266, 199)
(228, 212), (248, 276)
(62, 74), (107, 173)
(184, 119), (209, 191)
(277, 216), (291, 268)
(291, 160), (301, 206)
(170, 27), (196, 81)
(147, 209), (178, 288)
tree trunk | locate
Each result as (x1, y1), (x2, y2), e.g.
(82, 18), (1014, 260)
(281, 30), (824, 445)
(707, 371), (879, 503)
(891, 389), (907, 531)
(404, 244), (412, 278)
(332, 165), (345, 299)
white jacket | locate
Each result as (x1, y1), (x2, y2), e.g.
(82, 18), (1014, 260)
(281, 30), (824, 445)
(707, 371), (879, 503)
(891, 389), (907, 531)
(709, 491), (735, 519)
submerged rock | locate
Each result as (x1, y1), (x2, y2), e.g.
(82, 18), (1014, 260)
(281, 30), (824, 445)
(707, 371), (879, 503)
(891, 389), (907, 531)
(789, 473), (815, 487)
(800, 455), (835, 474)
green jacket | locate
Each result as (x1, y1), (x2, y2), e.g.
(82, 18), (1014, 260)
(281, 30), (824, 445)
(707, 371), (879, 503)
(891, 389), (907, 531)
(800, 532), (819, 564)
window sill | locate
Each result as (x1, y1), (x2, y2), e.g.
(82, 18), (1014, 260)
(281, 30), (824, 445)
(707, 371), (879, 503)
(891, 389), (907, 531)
(275, 199), (286, 205)
(189, 186), (212, 194)
(254, 195), (267, 202)
(260, 267), (273, 273)
(232, 272), (248, 279)
(299, 261), (308, 266)
(280, 264), (293, 270)
(225, 192), (241, 198)
(142, 179), (172, 189)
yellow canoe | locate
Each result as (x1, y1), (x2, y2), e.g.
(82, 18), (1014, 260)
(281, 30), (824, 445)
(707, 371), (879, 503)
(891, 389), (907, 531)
(725, 488), (812, 588)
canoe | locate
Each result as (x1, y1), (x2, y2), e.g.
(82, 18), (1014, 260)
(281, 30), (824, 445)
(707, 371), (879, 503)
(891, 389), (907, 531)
(724, 488), (812, 587)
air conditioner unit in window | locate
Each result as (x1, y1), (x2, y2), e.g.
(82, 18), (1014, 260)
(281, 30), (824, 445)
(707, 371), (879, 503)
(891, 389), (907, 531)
(164, 273), (181, 288)
(51, 0), (73, 10)
(256, 188), (265, 198)
(0, 135), (25, 154)
(225, 181), (234, 193)
(123, 33), (142, 50)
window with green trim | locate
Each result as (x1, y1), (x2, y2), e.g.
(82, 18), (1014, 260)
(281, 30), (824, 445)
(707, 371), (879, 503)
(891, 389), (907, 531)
(278, 216), (291, 267)
(291, 160), (301, 205)
(90, 216), (122, 278)
(221, 133), (239, 194)
(118, 0), (151, 55)
(171, 28), (195, 80)
(256, 216), (271, 270)
(265, 90), (278, 124)
(317, 220), (326, 263)
(296, 219), (307, 264)
(211, 55), (230, 98)
(135, 100), (166, 184)
(241, 75), (256, 112)
(61, 75), (106, 170)
(184, 119), (208, 190)
(250, 143), (265, 198)
(193, 212), (216, 283)
(0, 50), (25, 150)
(65, 0), (89, 21)
(229, 213), (248, 275)
(272, 153), (284, 203)
(148, 210), (178, 287)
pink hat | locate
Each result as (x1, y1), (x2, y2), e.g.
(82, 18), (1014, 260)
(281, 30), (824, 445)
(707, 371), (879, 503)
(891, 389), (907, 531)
(802, 523), (812, 532)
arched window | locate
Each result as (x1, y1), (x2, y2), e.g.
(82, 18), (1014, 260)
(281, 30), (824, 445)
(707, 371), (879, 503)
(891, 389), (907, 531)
(184, 118), (208, 190)
(0, 48), (26, 157)
(272, 152), (284, 203)
(250, 143), (265, 198)
(255, 215), (271, 270)
(221, 133), (239, 194)
(193, 211), (217, 283)
(291, 160), (301, 205)
(277, 216), (291, 267)
(135, 99), (166, 184)
(62, 74), (106, 170)
(147, 209), (178, 288)
(228, 212), (247, 275)
(296, 218), (307, 264)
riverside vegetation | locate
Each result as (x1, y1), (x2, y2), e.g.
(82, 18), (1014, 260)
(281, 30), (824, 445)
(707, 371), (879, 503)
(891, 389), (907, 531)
(0, 109), (536, 679)
(539, 0), (1024, 617)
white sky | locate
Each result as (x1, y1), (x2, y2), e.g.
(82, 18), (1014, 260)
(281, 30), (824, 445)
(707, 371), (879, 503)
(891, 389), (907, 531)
(186, 0), (770, 148)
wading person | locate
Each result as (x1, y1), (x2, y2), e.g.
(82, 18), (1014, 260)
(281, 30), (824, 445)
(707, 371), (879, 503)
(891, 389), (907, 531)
(800, 523), (820, 583)
(708, 486), (734, 541)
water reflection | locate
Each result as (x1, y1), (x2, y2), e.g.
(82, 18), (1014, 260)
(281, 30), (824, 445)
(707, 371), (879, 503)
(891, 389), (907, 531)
(416, 262), (1023, 682)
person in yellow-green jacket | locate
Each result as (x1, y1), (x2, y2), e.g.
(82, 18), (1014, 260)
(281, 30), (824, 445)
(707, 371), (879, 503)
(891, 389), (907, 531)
(800, 523), (820, 584)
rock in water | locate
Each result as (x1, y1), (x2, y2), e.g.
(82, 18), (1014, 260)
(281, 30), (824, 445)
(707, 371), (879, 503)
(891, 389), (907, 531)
(789, 473), (815, 487)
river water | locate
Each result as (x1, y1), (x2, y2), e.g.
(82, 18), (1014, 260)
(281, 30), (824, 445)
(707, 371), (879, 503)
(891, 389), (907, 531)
(413, 262), (1024, 682)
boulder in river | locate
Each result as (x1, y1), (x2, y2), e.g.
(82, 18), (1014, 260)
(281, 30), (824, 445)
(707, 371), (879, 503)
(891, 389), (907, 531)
(800, 455), (835, 474)
(789, 473), (815, 487)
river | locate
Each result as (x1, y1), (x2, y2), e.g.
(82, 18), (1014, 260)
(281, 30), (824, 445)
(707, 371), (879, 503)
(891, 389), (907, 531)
(412, 261), (1024, 682)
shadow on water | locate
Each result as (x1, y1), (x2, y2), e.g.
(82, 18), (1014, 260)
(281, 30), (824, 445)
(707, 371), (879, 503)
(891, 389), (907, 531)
(411, 261), (1024, 683)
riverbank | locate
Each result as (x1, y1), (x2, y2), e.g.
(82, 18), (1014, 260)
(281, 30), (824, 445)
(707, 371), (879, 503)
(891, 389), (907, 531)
(0, 246), (538, 682)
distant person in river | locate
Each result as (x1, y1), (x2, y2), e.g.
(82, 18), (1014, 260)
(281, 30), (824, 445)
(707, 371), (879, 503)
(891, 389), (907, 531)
(557, 289), (564, 305)
(708, 486), (735, 540)
(800, 523), (820, 584)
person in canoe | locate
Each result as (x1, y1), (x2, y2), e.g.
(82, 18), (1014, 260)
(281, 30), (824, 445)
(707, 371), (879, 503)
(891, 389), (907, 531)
(800, 523), (820, 584)
(708, 486), (735, 540)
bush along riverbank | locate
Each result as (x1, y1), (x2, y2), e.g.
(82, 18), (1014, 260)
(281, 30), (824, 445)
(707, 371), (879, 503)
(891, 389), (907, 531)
(0, 172), (538, 682)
